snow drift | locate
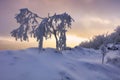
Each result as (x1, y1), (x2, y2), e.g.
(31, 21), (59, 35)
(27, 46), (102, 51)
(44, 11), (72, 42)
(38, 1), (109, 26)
(0, 47), (120, 80)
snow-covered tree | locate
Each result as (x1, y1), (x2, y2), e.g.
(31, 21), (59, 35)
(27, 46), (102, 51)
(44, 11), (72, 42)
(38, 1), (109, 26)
(113, 26), (120, 43)
(100, 44), (108, 64)
(11, 8), (74, 51)
(33, 17), (52, 50)
(48, 13), (74, 50)
(80, 34), (107, 49)
(11, 8), (39, 41)
(11, 8), (47, 50)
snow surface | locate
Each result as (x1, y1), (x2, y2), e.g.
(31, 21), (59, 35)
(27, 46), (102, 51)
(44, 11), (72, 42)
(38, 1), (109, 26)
(0, 47), (120, 80)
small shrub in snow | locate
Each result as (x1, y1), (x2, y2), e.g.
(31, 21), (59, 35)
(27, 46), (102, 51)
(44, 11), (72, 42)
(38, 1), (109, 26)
(64, 47), (72, 50)
(107, 57), (120, 68)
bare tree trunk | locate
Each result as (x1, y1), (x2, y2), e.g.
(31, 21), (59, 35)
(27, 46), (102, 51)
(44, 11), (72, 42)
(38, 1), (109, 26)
(102, 53), (105, 64)
(52, 28), (59, 51)
(54, 34), (59, 50)
(64, 32), (66, 50)
(39, 37), (43, 50)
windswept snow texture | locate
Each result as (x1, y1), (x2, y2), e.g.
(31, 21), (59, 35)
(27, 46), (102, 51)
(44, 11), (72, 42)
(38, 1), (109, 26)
(0, 47), (120, 80)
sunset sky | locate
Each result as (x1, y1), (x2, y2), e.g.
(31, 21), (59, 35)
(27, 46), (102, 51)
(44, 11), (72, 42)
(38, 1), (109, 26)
(0, 0), (120, 50)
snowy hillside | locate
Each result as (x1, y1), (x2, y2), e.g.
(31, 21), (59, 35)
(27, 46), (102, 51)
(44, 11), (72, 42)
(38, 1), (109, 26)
(0, 47), (120, 80)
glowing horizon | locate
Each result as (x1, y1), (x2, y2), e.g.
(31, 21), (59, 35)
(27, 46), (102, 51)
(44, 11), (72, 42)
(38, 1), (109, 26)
(0, 34), (88, 50)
